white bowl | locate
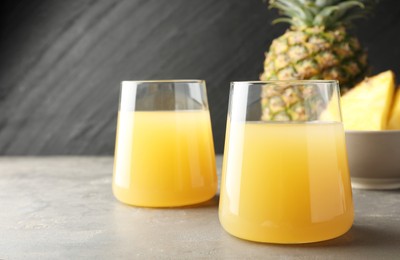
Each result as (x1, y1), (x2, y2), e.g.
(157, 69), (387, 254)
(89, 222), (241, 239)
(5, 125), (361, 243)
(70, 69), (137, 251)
(345, 130), (400, 190)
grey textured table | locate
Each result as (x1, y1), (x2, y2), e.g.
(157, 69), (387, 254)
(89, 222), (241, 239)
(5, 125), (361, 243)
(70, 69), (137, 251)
(1, 156), (399, 259)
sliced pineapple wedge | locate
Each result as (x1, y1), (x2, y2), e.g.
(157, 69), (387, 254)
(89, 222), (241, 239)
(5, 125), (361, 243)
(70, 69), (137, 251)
(341, 70), (396, 131)
(387, 87), (400, 130)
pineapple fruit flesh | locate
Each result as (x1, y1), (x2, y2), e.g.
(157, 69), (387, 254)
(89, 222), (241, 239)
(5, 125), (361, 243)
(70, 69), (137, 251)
(260, 0), (377, 121)
(340, 71), (395, 130)
(387, 87), (400, 130)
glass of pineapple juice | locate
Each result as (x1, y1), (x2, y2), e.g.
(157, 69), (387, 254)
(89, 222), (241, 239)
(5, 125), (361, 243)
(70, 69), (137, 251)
(219, 80), (354, 243)
(112, 80), (217, 207)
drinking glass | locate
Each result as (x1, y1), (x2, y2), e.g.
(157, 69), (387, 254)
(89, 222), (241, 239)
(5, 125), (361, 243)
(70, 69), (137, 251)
(219, 80), (354, 243)
(113, 80), (217, 207)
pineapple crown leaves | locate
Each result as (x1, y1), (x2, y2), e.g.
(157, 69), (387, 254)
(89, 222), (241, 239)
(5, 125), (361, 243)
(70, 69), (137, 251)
(268, 0), (379, 30)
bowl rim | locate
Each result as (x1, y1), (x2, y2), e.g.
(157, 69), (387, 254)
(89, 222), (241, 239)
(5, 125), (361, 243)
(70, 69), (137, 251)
(345, 130), (400, 134)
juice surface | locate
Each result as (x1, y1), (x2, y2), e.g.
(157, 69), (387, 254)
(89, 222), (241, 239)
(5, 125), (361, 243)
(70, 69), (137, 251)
(113, 110), (217, 207)
(219, 120), (354, 243)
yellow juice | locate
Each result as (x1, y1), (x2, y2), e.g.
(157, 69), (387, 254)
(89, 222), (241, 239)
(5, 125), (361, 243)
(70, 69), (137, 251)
(219, 120), (354, 243)
(113, 110), (217, 207)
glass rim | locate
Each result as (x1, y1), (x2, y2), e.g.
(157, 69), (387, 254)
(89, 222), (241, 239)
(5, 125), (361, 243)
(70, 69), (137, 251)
(231, 80), (338, 85)
(122, 79), (204, 84)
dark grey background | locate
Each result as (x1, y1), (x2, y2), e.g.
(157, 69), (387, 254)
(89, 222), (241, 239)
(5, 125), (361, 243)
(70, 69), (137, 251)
(0, 0), (399, 155)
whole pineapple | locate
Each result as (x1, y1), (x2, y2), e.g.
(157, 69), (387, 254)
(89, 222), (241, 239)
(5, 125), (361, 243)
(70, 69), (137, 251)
(261, 0), (376, 121)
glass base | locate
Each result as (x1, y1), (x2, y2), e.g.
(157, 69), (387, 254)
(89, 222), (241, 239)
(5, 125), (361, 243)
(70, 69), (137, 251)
(219, 212), (354, 244)
(113, 186), (217, 208)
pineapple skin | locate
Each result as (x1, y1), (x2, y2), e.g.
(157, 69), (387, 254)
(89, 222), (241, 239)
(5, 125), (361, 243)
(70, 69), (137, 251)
(260, 83), (325, 121)
(260, 27), (368, 122)
(261, 27), (368, 91)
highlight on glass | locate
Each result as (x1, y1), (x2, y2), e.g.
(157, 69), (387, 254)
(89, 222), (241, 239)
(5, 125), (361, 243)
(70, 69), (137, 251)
(113, 80), (217, 207)
(219, 80), (354, 244)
